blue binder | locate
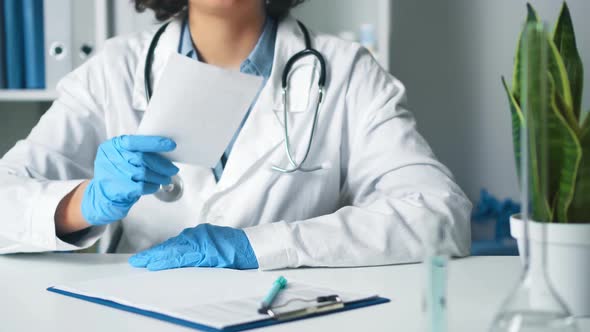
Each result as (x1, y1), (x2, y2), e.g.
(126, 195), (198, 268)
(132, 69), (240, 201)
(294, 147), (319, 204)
(22, 0), (45, 89)
(0, 0), (6, 88)
(2, 0), (25, 89)
(47, 287), (389, 331)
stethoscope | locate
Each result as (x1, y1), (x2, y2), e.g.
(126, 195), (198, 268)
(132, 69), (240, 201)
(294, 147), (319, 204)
(145, 20), (327, 203)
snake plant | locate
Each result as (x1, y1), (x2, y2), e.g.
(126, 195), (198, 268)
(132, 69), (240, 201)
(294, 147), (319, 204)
(502, 2), (589, 223)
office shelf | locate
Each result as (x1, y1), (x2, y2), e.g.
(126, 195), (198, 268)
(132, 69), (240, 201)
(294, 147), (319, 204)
(0, 0), (108, 105)
(0, 90), (57, 102)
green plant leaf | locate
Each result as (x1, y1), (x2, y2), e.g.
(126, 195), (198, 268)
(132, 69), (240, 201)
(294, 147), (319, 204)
(553, 2), (584, 122)
(507, 5), (586, 223)
(512, 3), (540, 102)
(549, 76), (582, 223)
(502, 73), (553, 222)
(547, 35), (577, 130)
(520, 22), (555, 222)
(513, 4), (577, 132)
(582, 111), (590, 130)
(569, 117), (590, 222)
(502, 77), (525, 180)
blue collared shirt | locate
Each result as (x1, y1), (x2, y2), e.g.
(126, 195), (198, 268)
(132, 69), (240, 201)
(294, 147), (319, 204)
(178, 17), (277, 181)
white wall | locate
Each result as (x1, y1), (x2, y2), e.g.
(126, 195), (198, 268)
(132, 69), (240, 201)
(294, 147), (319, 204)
(390, 0), (590, 202)
(294, 0), (378, 33)
(293, 0), (390, 69)
(109, 0), (157, 36)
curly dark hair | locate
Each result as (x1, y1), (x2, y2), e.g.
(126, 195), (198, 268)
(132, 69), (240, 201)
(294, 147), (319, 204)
(134, 0), (306, 21)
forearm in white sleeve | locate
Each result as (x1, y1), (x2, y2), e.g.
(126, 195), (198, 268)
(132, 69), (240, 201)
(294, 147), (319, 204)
(0, 173), (104, 253)
(0, 63), (108, 253)
(245, 165), (472, 270)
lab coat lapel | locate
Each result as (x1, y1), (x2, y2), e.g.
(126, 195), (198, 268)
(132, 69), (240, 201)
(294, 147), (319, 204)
(131, 19), (183, 112)
(216, 16), (312, 191)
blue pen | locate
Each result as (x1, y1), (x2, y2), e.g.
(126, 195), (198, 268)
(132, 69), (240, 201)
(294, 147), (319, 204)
(258, 276), (288, 314)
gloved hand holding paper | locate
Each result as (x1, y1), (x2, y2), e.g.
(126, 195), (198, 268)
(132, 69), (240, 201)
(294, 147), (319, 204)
(137, 53), (263, 167)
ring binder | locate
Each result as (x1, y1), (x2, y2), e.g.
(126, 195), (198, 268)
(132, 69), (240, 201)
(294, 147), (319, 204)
(71, 0), (96, 68)
(43, 0), (73, 90)
(48, 42), (67, 59)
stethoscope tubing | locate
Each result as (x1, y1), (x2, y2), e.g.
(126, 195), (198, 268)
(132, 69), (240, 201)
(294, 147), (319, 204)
(270, 87), (324, 173)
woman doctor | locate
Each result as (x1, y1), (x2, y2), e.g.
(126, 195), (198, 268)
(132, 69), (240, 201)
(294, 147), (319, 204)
(0, 0), (471, 270)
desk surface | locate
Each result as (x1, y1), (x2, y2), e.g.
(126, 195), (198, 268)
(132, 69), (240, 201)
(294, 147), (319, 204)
(0, 254), (587, 332)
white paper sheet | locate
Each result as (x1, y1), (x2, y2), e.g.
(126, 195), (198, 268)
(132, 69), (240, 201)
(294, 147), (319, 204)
(50, 268), (376, 330)
(137, 53), (264, 167)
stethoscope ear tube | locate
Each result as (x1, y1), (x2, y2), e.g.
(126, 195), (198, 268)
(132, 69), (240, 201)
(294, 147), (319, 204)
(282, 21), (327, 89)
(281, 48), (327, 89)
(144, 22), (171, 102)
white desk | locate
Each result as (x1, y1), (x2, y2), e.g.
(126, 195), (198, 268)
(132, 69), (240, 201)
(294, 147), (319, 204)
(0, 255), (587, 331)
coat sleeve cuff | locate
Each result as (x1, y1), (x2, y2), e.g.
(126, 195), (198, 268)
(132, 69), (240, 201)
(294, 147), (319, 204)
(31, 180), (104, 251)
(243, 221), (298, 270)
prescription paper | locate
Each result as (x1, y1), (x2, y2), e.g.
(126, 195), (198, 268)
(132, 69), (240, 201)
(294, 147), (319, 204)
(49, 268), (376, 330)
(137, 53), (263, 167)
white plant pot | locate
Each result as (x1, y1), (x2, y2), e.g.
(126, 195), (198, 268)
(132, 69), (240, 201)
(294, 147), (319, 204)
(510, 215), (590, 317)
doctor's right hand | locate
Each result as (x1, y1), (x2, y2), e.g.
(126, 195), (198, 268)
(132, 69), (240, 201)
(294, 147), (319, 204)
(81, 135), (179, 226)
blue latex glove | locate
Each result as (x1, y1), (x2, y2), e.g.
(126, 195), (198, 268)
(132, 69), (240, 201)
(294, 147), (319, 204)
(82, 135), (179, 226)
(128, 224), (259, 271)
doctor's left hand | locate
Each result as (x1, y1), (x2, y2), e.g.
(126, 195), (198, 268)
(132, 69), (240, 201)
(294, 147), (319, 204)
(128, 224), (259, 271)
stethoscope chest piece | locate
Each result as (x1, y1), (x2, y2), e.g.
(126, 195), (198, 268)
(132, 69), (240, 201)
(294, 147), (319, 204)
(154, 175), (184, 202)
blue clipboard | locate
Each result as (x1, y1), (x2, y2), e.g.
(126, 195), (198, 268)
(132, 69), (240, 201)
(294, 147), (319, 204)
(47, 286), (389, 331)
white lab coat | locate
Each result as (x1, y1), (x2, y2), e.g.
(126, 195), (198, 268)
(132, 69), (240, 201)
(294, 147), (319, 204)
(0, 16), (471, 269)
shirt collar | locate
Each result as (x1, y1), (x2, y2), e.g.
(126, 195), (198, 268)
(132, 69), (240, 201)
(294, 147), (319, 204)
(178, 16), (276, 78)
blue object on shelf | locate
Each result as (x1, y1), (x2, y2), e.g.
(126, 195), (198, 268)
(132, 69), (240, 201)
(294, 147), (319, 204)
(471, 189), (520, 256)
(0, 0), (7, 88)
(3, 0), (25, 89)
(471, 240), (518, 256)
(22, 0), (45, 89)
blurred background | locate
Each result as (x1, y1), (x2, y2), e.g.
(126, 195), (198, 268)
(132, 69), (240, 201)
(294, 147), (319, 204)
(0, 0), (588, 253)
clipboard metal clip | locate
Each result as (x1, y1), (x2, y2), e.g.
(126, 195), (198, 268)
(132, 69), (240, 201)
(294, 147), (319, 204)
(266, 295), (344, 321)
